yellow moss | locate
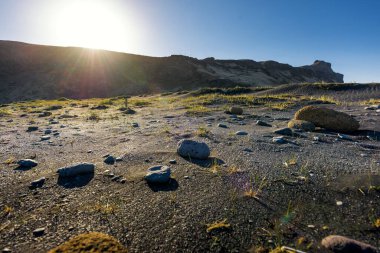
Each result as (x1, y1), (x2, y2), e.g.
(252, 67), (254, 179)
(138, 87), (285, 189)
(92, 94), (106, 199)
(206, 219), (231, 233)
(374, 218), (380, 228)
(48, 232), (127, 253)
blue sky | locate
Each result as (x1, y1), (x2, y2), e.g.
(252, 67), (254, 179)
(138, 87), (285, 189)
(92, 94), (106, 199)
(1, 0), (380, 82)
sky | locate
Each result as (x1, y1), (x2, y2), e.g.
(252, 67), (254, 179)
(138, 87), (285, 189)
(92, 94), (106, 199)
(0, 0), (380, 82)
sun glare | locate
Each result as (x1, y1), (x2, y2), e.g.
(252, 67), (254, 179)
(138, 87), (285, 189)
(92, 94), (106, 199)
(53, 0), (133, 52)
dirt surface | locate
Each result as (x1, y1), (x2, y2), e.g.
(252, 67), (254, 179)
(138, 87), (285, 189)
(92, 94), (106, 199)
(0, 88), (379, 252)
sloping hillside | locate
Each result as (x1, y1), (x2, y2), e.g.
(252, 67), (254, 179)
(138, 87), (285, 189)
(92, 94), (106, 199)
(0, 41), (343, 103)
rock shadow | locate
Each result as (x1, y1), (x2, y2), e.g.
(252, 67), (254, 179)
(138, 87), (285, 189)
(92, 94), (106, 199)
(57, 172), (94, 188)
(354, 130), (380, 141)
(183, 156), (225, 168)
(14, 166), (33, 171)
(147, 178), (179, 192)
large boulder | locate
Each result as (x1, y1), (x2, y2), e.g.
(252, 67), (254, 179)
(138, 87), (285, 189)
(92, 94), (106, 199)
(48, 232), (128, 253)
(177, 139), (210, 159)
(294, 106), (359, 132)
(288, 119), (315, 132)
(321, 235), (378, 253)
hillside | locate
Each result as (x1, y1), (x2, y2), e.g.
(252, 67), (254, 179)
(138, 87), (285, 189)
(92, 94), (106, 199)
(0, 41), (343, 103)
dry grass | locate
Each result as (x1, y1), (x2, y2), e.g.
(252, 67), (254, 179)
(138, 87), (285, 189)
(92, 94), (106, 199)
(206, 219), (231, 233)
(196, 126), (210, 137)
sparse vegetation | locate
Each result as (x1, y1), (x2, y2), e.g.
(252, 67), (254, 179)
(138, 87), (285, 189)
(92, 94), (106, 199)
(206, 219), (231, 233)
(196, 126), (210, 137)
(88, 112), (100, 121)
(0, 109), (11, 117)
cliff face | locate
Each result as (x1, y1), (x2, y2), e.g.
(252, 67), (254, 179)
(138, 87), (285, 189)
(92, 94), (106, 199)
(0, 41), (344, 103)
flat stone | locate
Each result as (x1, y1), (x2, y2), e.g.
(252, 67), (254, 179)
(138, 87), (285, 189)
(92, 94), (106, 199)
(27, 126), (39, 132)
(57, 163), (95, 177)
(218, 123), (228, 128)
(235, 131), (248, 136)
(41, 135), (51, 141)
(256, 120), (272, 127)
(144, 165), (171, 183)
(33, 227), (45, 237)
(17, 159), (38, 168)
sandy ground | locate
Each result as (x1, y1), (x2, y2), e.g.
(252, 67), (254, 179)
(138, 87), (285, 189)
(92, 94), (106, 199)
(0, 88), (379, 252)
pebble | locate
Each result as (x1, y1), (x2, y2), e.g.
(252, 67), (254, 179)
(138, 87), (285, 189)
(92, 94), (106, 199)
(273, 136), (287, 144)
(132, 122), (139, 127)
(169, 159), (177, 164)
(144, 165), (171, 183)
(27, 126), (39, 132)
(274, 127), (293, 136)
(336, 201), (343, 206)
(30, 177), (46, 188)
(218, 123), (228, 128)
(104, 156), (116, 165)
(33, 227), (45, 237)
(235, 131), (248, 136)
(115, 157), (123, 162)
(256, 120), (272, 127)
(2, 247), (11, 253)
(57, 163), (95, 177)
(17, 159), (38, 168)
(44, 129), (52, 134)
(41, 135), (51, 141)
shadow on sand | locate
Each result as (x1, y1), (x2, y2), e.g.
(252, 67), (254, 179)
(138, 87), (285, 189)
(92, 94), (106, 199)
(147, 178), (179, 192)
(183, 156), (225, 168)
(57, 172), (94, 188)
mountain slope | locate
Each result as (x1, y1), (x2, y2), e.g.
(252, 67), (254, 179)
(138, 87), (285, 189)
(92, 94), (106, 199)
(0, 41), (343, 103)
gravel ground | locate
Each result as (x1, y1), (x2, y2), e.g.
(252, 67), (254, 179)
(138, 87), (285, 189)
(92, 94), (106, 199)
(0, 92), (379, 253)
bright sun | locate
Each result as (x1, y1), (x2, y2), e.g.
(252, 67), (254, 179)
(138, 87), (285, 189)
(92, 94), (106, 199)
(53, 0), (132, 51)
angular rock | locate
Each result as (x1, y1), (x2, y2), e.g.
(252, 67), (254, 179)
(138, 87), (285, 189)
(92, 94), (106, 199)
(144, 165), (171, 183)
(104, 156), (116, 165)
(274, 127), (293, 136)
(17, 159), (38, 168)
(321, 235), (378, 253)
(288, 119), (315, 132)
(256, 120), (272, 127)
(294, 106), (360, 132)
(57, 163), (95, 177)
(30, 177), (46, 188)
(177, 139), (210, 159)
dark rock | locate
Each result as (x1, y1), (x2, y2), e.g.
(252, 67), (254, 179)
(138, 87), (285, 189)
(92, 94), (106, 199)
(57, 163), (95, 177)
(17, 159), (38, 168)
(33, 227), (45, 237)
(177, 139), (210, 159)
(30, 177), (46, 189)
(256, 120), (272, 127)
(274, 127), (293, 136)
(27, 126), (39, 132)
(104, 156), (116, 165)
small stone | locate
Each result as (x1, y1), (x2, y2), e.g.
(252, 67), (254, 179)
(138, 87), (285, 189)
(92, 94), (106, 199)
(57, 163), (95, 177)
(30, 177), (46, 188)
(144, 165), (171, 183)
(313, 136), (320, 142)
(17, 159), (38, 168)
(27, 126), (39, 132)
(321, 235), (377, 253)
(338, 133), (353, 141)
(2, 247), (11, 253)
(87, 150), (92, 153)
(132, 123), (139, 128)
(120, 178), (127, 184)
(184, 176), (190, 179)
(44, 129), (52, 134)
(41, 135), (51, 141)
(177, 139), (210, 159)
(218, 123), (228, 128)
(111, 175), (122, 182)
(169, 159), (177, 164)
(104, 156), (116, 165)
(229, 107), (243, 115)
(336, 201), (343, 206)
(235, 131), (248, 136)
(33, 227), (45, 237)
(274, 127), (293, 136)
(256, 120), (272, 127)
(273, 136), (287, 144)
(115, 157), (123, 162)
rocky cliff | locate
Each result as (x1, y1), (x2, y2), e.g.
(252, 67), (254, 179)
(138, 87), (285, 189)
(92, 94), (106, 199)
(0, 41), (344, 103)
